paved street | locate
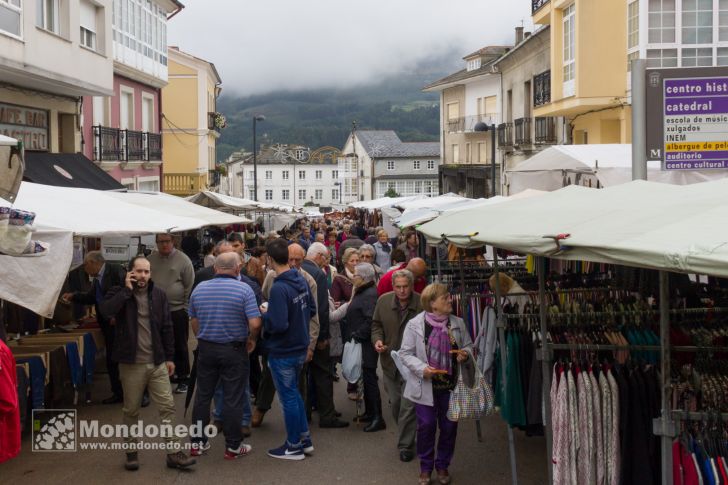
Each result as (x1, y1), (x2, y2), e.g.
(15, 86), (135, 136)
(1, 372), (547, 485)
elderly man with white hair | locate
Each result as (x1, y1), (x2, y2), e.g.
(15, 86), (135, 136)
(301, 242), (349, 428)
(344, 262), (386, 432)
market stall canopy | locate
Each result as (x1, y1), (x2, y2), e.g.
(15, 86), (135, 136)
(397, 189), (546, 229)
(23, 152), (125, 190)
(105, 191), (250, 226)
(188, 191), (300, 213)
(0, 229), (74, 318)
(348, 195), (426, 210)
(504, 144), (728, 195)
(10, 183), (232, 236)
(396, 193), (469, 211)
(419, 179), (728, 277)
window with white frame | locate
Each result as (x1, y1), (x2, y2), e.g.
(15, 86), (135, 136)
(315, 189), (322, 200)
(298, 189), (306, 200)
(682, 0), (712, 44)
(413, 160), (421, 170)
(718, 47), (728, 65)
(0, 0), (21, 37)
(466, 58), (481, 71)
(627, 0), (639, 70)
(282, 170), (289, 180)
(332, 170), (338, 178)
(452, 144), (459, 163)
(720, 0), (728, 41)
(649, 0), (676, 43)
(332, 188), (339, 200)
(265, 170), (272, 180)
(141, 94), (154, 132)
(113, 0), (168, 66)
(427, 160), (435, 170)
(682, 47), (713, 66)
(386, 161), (395, 171)
(282, 189), (290, 200)
(646, 48), (678, 67)
(295, 149), (306, 160)
(415, 181), (422, 193)
(315, 170), (322, 179)
(265, 190), (273, 201)
(298, 170), (305, 180)
(562, 3), (576, 94)
(80, 0), (97, 50)
(37, 0), (60, 34)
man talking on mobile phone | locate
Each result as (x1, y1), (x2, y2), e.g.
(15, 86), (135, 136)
(100, 256), (196, 472)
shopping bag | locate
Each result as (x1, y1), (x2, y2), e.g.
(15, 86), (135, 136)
(341, 338), (362, 384)
(447, 365), (494, 421)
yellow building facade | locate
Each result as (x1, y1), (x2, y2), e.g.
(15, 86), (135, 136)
(162, 46), (222, 196)
(532, 0), (632, 144)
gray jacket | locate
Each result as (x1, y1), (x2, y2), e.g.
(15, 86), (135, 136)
(399, 312), (475, 406)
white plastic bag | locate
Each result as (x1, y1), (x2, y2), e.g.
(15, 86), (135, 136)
(341, 338), (362, 384)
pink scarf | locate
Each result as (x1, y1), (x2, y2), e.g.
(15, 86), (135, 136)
(425, 312), (452, 374)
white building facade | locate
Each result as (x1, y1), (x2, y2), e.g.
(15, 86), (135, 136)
(339, 130), (440, 203)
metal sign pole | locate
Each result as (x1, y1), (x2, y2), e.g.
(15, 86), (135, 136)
(493, 249), (518, 485)
(658, 271), (675, 485)
(537, 256), (554, 484)
(631, 59), (647, 181)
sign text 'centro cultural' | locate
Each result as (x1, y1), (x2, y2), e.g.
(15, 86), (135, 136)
(0, 102), (49, 151)
(646, 67), (728, 171)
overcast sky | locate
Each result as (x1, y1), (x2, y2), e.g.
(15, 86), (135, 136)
(168, 0), (533, 96)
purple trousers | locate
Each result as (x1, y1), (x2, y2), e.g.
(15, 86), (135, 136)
(415, 390), (458, 473)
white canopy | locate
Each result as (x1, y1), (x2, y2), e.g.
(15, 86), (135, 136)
(504, 144), (728, 195)
(106, 191), (250, 226)
(396, 194), (469, 211)
(0, 135), (17, 146)
(188, 191), (300, 213)
(12, 183), (241, 236)
(419, 179), (728, 278)
(348, 195), (426, 210)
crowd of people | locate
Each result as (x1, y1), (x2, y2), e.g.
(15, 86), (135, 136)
(75, 217), (474, 484)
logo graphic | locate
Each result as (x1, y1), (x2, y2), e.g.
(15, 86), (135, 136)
(32, 409), (77, 452)
(649, 71), (661, 88)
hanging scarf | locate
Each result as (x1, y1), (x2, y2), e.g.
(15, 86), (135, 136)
(425, 312), (452, 375)
(345, 267), (355, 280)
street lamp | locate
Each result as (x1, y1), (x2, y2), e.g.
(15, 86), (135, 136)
(252, 114), (265, 201)
(474, 121), (497, 198)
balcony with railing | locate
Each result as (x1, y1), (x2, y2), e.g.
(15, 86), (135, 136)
(446, 113), (498, 133)
(514, 118), (532, 146)
(535, 117), (558, 144)
(497, 123), (513, 150)
(534, 70), (551, 108)
(93, 126), (164, 166)
(164, 173), (205, 196)
(532, 0), (549, 14)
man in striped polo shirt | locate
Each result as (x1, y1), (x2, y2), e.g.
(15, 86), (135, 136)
(188, 252), (262, 460)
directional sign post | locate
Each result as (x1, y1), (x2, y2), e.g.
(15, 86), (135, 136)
(646, 67), (728, 170)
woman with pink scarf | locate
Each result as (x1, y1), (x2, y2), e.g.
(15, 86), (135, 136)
(399, 283), (474, 485)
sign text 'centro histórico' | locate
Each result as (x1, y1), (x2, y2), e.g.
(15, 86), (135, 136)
(663, 77), (728, 170)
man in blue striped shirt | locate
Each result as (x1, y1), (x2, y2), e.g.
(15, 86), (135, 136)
(188, 252), (262, 460)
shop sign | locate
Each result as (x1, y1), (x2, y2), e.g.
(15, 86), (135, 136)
(0, 102), (49, 151)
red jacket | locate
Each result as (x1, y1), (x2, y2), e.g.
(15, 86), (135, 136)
(377, 263), (426, 296)
(0, 339), (20, 464)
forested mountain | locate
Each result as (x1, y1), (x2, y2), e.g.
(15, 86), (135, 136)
(216, 53), (460, 161)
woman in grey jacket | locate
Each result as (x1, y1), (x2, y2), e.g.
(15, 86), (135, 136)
(399, 283), (474, 485)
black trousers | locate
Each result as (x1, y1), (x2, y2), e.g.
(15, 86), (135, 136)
(192, 340), (248, 449)
(171, 310), (190, 379)
(361, 344), (382, 416)
(99, 319), (122, 397)
(308, 344), (336, 424)
(249, 346), (262, 397)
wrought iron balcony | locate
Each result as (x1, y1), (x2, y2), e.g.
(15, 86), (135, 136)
(497, 123), (513, 149)
(532, 0), (550, 14)
(93, 126), (163, 163)
(534, 70), (551, 107)
(446, 114), (498, 133)
(535, 117), (558, 144)
(514, 118), (532, 146)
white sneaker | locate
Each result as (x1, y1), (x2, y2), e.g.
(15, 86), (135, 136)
(224, 443), (252, 460)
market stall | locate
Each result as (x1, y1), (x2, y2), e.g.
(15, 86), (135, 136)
(418, 178), (728, 485)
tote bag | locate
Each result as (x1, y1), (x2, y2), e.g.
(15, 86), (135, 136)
(447, 365), (494, 421)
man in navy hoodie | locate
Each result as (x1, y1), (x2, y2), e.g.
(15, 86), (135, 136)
(261, 238), (317, 461)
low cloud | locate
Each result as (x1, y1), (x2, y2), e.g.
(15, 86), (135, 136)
(168, 0), (533, 96)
